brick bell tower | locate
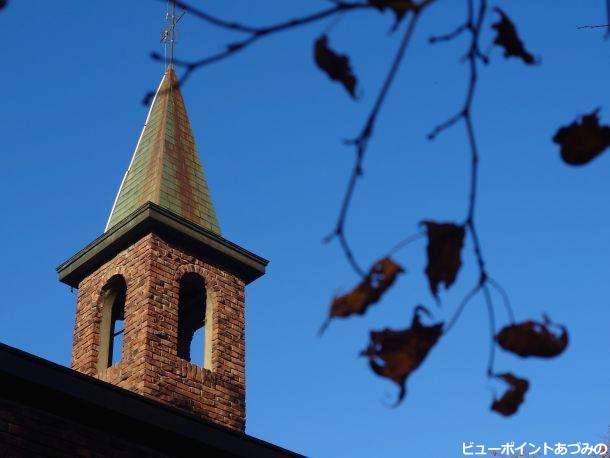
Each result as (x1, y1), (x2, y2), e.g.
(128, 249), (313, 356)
(56, 67), (267, 432)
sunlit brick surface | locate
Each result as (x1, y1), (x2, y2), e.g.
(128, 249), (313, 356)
(71, 232), (247, 431)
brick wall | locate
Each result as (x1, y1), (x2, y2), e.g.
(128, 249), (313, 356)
(71, 232), (247, 431)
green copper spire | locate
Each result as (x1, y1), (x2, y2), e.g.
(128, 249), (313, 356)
(106, 68), (221, 234)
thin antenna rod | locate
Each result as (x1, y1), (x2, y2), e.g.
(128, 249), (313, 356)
(169, 0), (176, 67)
(164, 1), (169, 68)
(161, 0), (184, 71)
(161, 0), (186, 70)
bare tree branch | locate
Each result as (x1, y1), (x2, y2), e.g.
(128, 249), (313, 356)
(427, 0), (508, 377)
(325, 8), (426, 277)
(151, 1), (375, 96)
(141, 0), (583, 412)
(174, 0), (370, 34)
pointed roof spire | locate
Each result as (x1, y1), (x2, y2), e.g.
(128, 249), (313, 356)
(106, 69), (221, 234)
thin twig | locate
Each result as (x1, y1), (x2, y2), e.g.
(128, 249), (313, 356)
(386, 231), (426, 257)
(443, 283), (482, 334)
(429, 23), (468, 44)
(576, 24), (610, 29)
(337, 230), (367, 277)
(173, 0), (260, 33)
(487, 276), (515, 324)
(427, 111), (463, 139)
(482, 284), (496, 376)
(326, 10), (424, 277)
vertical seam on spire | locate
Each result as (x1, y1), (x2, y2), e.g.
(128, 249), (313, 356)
(172, 82), (196, 225)
(155, 70), (173, 206)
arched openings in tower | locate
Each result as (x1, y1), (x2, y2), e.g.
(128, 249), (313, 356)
(177, 272), (209, 368)
(97, 275), (126, 372)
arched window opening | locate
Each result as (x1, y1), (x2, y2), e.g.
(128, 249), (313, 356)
(97, 275), (126, 372)
(177, 273), (207, 366)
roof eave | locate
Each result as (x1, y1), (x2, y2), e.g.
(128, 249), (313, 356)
(57, 202), (268, 288)
(0, 342), (302, 457)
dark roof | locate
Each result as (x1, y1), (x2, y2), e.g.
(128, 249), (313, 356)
(0, 342), (303, 457)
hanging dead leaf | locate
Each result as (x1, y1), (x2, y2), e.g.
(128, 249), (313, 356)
(492, 8), (537, 65)
(422, 222), (465, 300)
(368, 0), (415, 31)
(491, 373), (529, 416)
(314, 35), (358, 99)
(496, 316), (568, 358)
(552, 109), (610, 166)
(321, 258), (404, 334)
(361, 306), (443, 404)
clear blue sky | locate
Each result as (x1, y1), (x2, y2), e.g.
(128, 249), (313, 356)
(1, 1), (608, 456)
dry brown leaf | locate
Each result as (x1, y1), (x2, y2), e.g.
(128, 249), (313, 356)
(496, 316), (568, 358)
(492, 8), (537, 65)
(314, 35), (358, 99)
(422, 222), (465, 300)
(368, 0), (415, 31)
(324, 258), (404, 328)
(553, 109), (610, 166)
(491, 373), (529, 416)
(361, 306), (443, 404)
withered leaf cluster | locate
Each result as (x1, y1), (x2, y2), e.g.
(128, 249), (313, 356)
(314, 35), (358, 99)
(496, 316), (568, 358)
(492, 8), (537, 65)
(422, 222), (465, 300)
(368, 0), (415, 31)
(491, 373), (529, 417)
(553, 109), (610, 166)
(324, 258), (404, 329)
(361, 307), (443, 404)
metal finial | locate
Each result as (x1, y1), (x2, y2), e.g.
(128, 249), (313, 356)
(162, 0), (185, 69)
